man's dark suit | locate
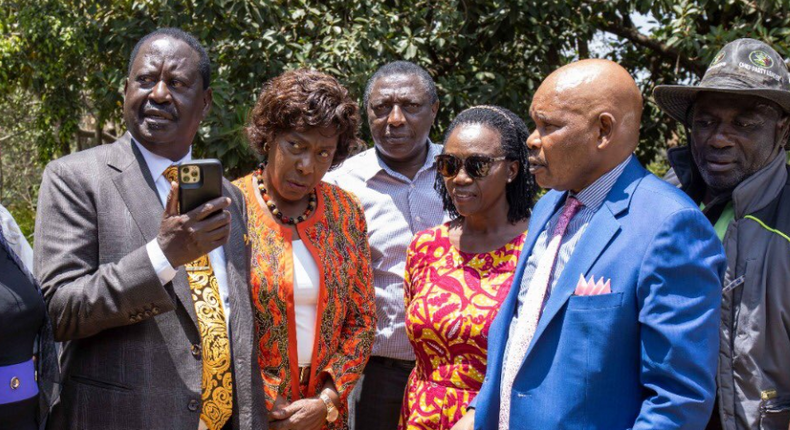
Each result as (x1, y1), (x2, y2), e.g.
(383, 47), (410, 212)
(34, 133), (267, 429)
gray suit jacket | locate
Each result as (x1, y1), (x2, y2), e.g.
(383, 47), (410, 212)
(34, 133), (267, 430)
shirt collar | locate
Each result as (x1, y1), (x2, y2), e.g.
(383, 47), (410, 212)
(131, 137), (192, 183)
(570, 155), (632, 212)
(358, 139), (440, 182)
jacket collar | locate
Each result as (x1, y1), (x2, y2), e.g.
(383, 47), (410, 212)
(572, 155), (633, 213)
(538, 155), (642, 226)
(106, 132), (138, 172)
(731, 152), (788, 218)
(131, 137), (192, 185)
(669, 145), (788, 218)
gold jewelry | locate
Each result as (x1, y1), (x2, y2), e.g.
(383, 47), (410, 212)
(254, 164), (316, 225)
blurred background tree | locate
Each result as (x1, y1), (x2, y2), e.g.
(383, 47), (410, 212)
(1, 0), (789, 237)
(0, 89), (43, 241)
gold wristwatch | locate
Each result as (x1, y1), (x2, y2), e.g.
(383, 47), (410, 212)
(320, 392), (339, 423)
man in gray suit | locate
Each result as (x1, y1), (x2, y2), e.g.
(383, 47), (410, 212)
(34, 28), (267, 430)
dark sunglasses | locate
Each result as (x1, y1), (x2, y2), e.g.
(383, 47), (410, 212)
(435, 154), (508, 179)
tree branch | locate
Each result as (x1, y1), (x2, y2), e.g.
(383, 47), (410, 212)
(0, 130), (25, 143)
(596, 19), (706, 78)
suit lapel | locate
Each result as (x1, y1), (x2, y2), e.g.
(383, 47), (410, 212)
(522, 206), (621, 360)
(109, 134), (163, 242)
(520, 157), (645, 364)
(223, 180), (249, 334)
(109, 134), (199, 328)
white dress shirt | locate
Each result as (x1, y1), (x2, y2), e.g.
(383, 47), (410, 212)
(324, 142), (448, 360)
(133, 139), (232, 325)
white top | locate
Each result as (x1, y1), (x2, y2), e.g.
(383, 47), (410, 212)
(292, 239), (320, 366)
(132, 138), (232, 326)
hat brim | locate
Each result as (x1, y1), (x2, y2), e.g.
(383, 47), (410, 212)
(653, 85), (790, 125)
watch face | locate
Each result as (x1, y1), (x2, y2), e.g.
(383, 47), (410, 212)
(321, 393), (340, 422)
(327, 407), (339, 422)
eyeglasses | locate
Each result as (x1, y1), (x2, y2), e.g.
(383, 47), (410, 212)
(435, 154), (508, 179)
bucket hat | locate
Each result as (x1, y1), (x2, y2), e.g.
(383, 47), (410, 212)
(653, 38), (790, 125)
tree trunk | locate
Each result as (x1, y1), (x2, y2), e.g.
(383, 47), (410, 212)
(578, 37), (590, 59)
(59, 138), (71, 156)
(94, 116), (103, 149)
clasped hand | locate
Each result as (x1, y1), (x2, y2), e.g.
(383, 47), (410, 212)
(269, 395), (327, 430)
(451, 409), (474, 430)
(157, 182), (232, 268)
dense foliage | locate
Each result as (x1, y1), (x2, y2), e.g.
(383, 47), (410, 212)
(2, 0), (790, 236)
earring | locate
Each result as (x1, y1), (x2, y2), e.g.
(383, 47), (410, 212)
(263, 142), (270, 153)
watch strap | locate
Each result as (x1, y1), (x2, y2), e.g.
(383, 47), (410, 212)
(319, 392), (338, 422)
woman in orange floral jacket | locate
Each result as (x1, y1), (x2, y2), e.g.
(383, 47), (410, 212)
(234, 69), (376, 430)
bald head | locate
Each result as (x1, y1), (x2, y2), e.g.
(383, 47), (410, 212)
(527, 59), (643, 192)
(543, 59), (642, 150)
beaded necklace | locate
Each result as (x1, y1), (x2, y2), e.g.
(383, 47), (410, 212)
(254, 165), (317, 225)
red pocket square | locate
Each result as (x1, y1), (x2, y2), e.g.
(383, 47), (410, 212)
(574, 274), (612, 296)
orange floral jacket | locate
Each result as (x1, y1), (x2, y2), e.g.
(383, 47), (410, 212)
(234, 174), (376, 425)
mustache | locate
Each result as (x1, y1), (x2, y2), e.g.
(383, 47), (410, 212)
(528, 152), (545, 166)
(141, 102), (177, 120)
(384, 126), (413, 138)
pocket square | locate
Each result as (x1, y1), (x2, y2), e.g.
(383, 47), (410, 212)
(575, 274), (611, 296)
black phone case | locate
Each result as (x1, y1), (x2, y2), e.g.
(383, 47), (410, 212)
(178, 159), (223, 214)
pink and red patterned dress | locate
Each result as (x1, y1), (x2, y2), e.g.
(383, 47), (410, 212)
(399, 223), (527, 430)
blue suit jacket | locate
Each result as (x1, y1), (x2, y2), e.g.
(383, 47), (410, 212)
(473, 158), (726, 430)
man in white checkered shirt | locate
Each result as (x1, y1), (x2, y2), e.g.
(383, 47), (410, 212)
(324, 61), (448, 430)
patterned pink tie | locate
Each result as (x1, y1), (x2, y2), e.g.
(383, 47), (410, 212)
(499, 197), (582, 429)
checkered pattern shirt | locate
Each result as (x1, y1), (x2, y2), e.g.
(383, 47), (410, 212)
(324, 142), (448, 360)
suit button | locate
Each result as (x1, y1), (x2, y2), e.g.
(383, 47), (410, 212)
(188, 399), (200, 412)
(144, 311), (152, 317)
(191, 344), (202, 358)
(152, 307), (160, 315)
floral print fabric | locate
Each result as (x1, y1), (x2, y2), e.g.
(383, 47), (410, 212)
(234, 174), (376, 430)
(400, 223), (527, 430)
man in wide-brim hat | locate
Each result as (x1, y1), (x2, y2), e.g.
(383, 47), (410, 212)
(654, 38), (790, 430)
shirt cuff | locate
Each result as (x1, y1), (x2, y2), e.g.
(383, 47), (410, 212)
(146, 239), (178, 285)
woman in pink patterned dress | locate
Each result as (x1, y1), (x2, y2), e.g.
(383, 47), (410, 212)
(399, 106), (537, 430)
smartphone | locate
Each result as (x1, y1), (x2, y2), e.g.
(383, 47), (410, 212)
(178, 159), (223, 214)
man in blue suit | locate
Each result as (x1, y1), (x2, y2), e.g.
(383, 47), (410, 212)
(453, 59), (726, 430)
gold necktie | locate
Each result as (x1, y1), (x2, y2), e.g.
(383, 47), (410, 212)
(164, 166), (233, 430)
